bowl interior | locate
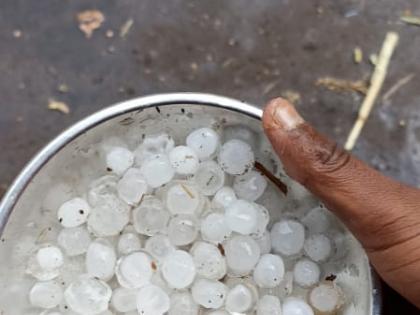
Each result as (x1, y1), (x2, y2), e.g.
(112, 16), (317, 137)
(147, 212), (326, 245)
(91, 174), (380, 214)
(0, 101), (374, 314)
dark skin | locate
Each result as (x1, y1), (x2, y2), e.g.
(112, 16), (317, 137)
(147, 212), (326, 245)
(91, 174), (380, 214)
(262, 98), (420, 309)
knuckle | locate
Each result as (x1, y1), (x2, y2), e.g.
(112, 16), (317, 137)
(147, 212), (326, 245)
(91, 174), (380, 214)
(313, 142), (352, 174)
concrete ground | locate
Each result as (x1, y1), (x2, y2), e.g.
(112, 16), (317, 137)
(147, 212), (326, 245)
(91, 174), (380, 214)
(0, 0), (419, 313)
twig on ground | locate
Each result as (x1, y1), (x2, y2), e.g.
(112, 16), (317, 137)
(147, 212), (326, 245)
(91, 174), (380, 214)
(382, 73), (415, 101)
(344, 32), (399, 151)
(254, 161), (288, 195)
(315, 77), (368, 95)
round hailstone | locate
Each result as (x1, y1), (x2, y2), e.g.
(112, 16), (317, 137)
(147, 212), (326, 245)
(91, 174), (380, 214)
(218, 139), (254, 175)
(200, 213), (232, 244)
(251, 204), (270, 238)
(57, 197), (90, 228)
(136, 284), (170, 315)
(118, 233), (142, 255)
(167, 215), (199, 246)
(186, 127), (220, 160)
(88, 196), (130, 237)
(64, 276), (112, 315)
(301, 207), (330, 234)
(116, 252), (154, 289)
(257, 295), (282, 315)
(193, 160), (225, 196)
(29, 281), (63, 309)
(169, 146), (200, 174)
(166, 183), (201, 215)
(27, 245), (63, 281)
(233, 170), (267, 201)
(304, 234), (332, 262)
(225, 284), (254, 313)
(37, 246), (64, 270)
(225, 199), (258, 235)
(134, 133), (175, 165)
(86, 239), (117, 281)
(106, 146), (134, 175)
(191, 279), (227, 309)
(293, 259), (320, 288)
(271, 220), (305, 256)
(253, 254), (285, 288)
(254, 230), (272, 255)
(57, 226), (91, 256)
(111, 287), (138, 312)
(282, 297), (314, 315)
(133, 197), (170, 236)
(139, 154), (175, 188)
(309, 283), (343, 314)
(191, 242), (226, 280)
(211, 186), (237, 209)
(87, 175), (118, 207)
(117, 168), (148, 205)
(162, 250), (196, 289)
(225, 235), (260, 276)
(169, 292), (199, 315)
(145, 234), (176, 261)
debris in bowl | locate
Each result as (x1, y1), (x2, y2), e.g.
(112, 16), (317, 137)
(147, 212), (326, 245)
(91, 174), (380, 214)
(24, 126), (347, 315)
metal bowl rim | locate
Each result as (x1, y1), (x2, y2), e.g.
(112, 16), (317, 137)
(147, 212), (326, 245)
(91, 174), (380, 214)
(0, 92), (382, 314)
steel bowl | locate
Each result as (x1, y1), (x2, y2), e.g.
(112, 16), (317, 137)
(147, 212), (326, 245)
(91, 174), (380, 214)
(0, 93), (381, 314)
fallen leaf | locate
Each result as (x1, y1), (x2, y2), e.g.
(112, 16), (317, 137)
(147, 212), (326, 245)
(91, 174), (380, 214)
(48, 99), (70, 114)
(77, 10), (105, 38)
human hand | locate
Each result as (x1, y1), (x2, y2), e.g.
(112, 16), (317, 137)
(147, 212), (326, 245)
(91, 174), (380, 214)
(262, 98), (420, 309)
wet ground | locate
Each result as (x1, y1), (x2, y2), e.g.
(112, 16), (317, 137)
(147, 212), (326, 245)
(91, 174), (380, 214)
(0, 0), (419, 313)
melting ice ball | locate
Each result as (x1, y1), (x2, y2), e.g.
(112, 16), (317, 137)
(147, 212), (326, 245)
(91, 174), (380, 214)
(186, 128), (220, 160)
(200, 213), (232, 244)
(191, 241), (226, 280)
(117, 168), (148, 205)
(282, 297), (314, 315)
(58, 226), (91, 257)
(293, 258), (320, 288)
(169, 292), (199, 315)
(194, 160), (225, 196)
(225, 199), (258, 235)
(169, 145), (199, 174)
(218, 139), (254, 175)
(106, 147), (134, 175)
(136, 284), (170, 315)
(191, 279), (227, 309)
(225, 235), (260, 276)
(304, 234), (332, 262)
(140, 154), (175, 188)
(253, 254), (285, 288)
(162, 250), (196, 289)
(225, 283), (255, 313)
(29, 281), (63, 309)
(233, 170), (267, 201)
(257, 295), (282, 315)
(115, 252), (154, 289)
(64, 276), (112, 315)
(271, 220), (305, 256)
(86, 239), (116, 281)
(57, 197), (90, 228)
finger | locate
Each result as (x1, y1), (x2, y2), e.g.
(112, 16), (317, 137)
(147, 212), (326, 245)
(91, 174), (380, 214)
(262, 97), (420, 308)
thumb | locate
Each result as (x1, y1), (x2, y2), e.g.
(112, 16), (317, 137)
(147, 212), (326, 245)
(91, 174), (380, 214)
(262, 97), (420, 308)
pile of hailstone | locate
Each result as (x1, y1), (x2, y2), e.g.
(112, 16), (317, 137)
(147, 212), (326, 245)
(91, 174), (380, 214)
(26, 127), (345, 315)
